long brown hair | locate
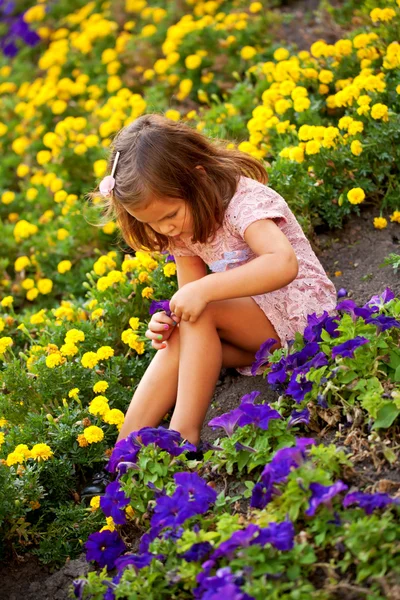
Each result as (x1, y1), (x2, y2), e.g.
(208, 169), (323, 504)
(87, 113), (268, 253)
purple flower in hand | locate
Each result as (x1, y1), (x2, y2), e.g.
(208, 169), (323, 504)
(343, 491), (400, 514)
(305, 481), (348, 516)
(100, 481), (130, 525)
(149, 299), (171, 316)
(85, 530), (126, 570)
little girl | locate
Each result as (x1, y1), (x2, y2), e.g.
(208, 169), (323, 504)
(95, 113), (337, 447)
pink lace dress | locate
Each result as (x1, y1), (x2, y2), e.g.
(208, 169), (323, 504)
(168, 175), (337, 376)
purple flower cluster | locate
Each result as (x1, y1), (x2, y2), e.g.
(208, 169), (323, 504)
(208, 391), (281, 437)
(106, 427), (196, 474)
(100, 480), (130, 525)
(85, 529), (126, 570)
(305, 481), (348, 516)
(194, 520), (294, 599)
(0, 3), (42, 57)
(251, 438), (315, 509)
(343, 491), (400, 514)
(336, 288), (399, 334)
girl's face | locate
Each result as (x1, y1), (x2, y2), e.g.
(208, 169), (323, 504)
(125, 197), (192, 240)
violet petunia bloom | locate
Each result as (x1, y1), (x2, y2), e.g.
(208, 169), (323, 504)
(343, 491), (400, 514)
(336, 299), (375, 321)
(72, 579), (87, 599)
(303, 311), (333, 343)
(114, 552), (163, 572)
(255, 520), (295, 551)
(364, 287), (395, 311)
(331, 336), (369, 359)
(179, 541), (213, 563)
(305, 481), (348, 516)
(212, 524), (260, 560)
(285, 372), (313, 403)
(106, 434), (141, 473)
(137, 426), (196, 456)
(100, 481), (130, 525)
(85, 530), (126, 570)
(337, 288), (348, 298)
(240, 390), (261, 404)
(237, 403), (281, 430)
(364, 314), (400, 333)
(288, 407), (310, 428)
(173, 472), (217, 513)
(208, 407), (244, 437)
(149, 299), (171, 316)
(251, 338), (278, 376)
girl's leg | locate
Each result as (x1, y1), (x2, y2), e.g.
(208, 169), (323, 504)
(117, 326), (258, 442)
(169, 297), (280, 445)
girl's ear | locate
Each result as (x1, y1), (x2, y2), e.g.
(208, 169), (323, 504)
(195, 165), (206, 174)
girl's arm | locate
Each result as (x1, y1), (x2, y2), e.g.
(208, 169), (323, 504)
(199, 219), (299, 302)
(175, 255), (208, 288)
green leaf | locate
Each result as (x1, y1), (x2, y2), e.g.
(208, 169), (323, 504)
(372, 402), (400, 429)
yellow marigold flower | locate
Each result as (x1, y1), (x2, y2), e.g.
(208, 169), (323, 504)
(57, 228), (69, 241)
(129, 317), (140, 330)
(0, 337), (13, 356)
(89, 396), (110, 417)
(1, 295), (13, 307)
(241, 46), (257, 60)
(351, 140), (363, 156)
(15, 444), (31, 459)
(185, 54), (202, 69)
(371, 103), (389, 122)
(81, 352), (99, 369)
(390, 210), (400, 223)
(14, 256), (31, 272)
(103, 408), (124, 427)
(37, 278), (53, 295)
(30, 309), (46, 325)
(68, 388), (80, 398)
(100, 516), (116, 532)
(0, 417), (7, 427)
(57, 260), (72, 274)
(373, 217), (388, 229)
(294, 97), (310, 112)
(93, 380), (109, 394)
(347, 187), (365, 205)
(142, 287), (154, 299)
(319, 70), (333, 84)
(97, 276), (112, 292)
(77, 434), (88, 448)
(2, 191), (15, 205)
(26, 288), (39, 301)
(370, 8), (396, 23)
(348, 121), (364, 136)
(102, 221), (116, 235)
(6, 451), (25, 466)
(83, 425), (104, 444)
(133, 340), (145, 355)
(0, 432), (4, 446)
(274, 47), (290, 61)
(338, 116), (353, 130)
(138, 271), (149, 283)
(126, 505), (135, 519)
(0, 318), (4, 333)
(91, 308), (104, 321)
(45, 352), (65, 368)
(163, 263), (177, 277)
(97, 346), (114, 360)
(65, 329), (85, 344)
(31, 443), (53, 462)
(121, 329), (138, 348)
(90, 496), (101, 511)
(305, 140), (321, 155)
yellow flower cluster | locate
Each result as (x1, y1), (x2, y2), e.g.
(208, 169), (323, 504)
(6, 442), (53, 466)
(0, 336), (13, 358)
(81, 345), (114, 368)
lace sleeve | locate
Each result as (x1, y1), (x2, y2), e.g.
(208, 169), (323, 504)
(225, 183), (289, 239)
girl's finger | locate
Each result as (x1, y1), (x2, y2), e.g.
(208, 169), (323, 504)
(148, 321), (171, 333)
(145, 329), (166, 342)
(151, 340), (167, 350)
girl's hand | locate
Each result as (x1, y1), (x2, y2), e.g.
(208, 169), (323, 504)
(145, 311), (180, 350)
(169, 282), (208, 323)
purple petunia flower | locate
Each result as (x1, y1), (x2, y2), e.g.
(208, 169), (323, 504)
(138, 426), (196, 456)
(173, 472), (217, 512)
(285, 372), (314, 403)
(288, 407), (310, 428)
(337, 288), (348, 298)
(364, 287), (395, 311)
(336, 299), (375, 321)
(179, 541), (213, 563)
(303, 311), (337, 343)
(72, 579), (87, 599)
(331, 336), (369, 359)
(100, 481), (130, 525)
(149, 299), (171, 316)
(85, 530), (126, 570)
(251, 338), (278, 376)
(305, 481), (348, 516)
(114, 551), (163, 572)
(364, 314), (400, 333)
(208, 407), (244, 437)
(240, 390), (261, 404)
(256, 520), (295, 551)
(106, 433), (141, 473)
(343, 491), (400, 514)
(237, 403), (281, 430)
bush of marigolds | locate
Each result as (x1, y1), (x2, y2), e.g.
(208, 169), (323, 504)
(0, 0), (399, 595)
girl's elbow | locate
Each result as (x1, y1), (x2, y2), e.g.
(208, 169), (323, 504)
(287, 252), (299, 282)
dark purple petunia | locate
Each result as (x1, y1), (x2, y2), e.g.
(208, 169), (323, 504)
(150, 487), (194, 530)
(212, 524), (260, 560)
(336, 299), (375, 321)
(324, 316), (340, 338)
(106, 434), (141, 473)
(343, 491), (400, 514)
(255, 520), (295, 551)
(240, 390), (261, 404)
(267, 363), (288, 387)
(114, 551), (163, 572)
(179, 541), (213, 563)
(305, 481), (348, 516)
(331, 336), (369, 359)
(85, 530), (126, 570)
(285, 372), (313, 403)
(100, 481), (130, 525)
(103, 571), (123, 600)
(288, 407), (310, 428)
(195, 567), (254, 600)
(364, 287), (395, 311)
(303, 311), (332, 343)
(251, 338), (278, 376)
(208, 407), (244, 437)
(174, 472), (217, 512)
(237, 403), (281, 430)
(72, 579), (87, 599)
(286, 342), (320, 370)
(364, 314), (400, 333)
(138, 426), (196, 456)
(149, 299), (171, 316)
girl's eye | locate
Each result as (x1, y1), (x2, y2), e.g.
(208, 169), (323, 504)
(168, 212), (177, 219)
